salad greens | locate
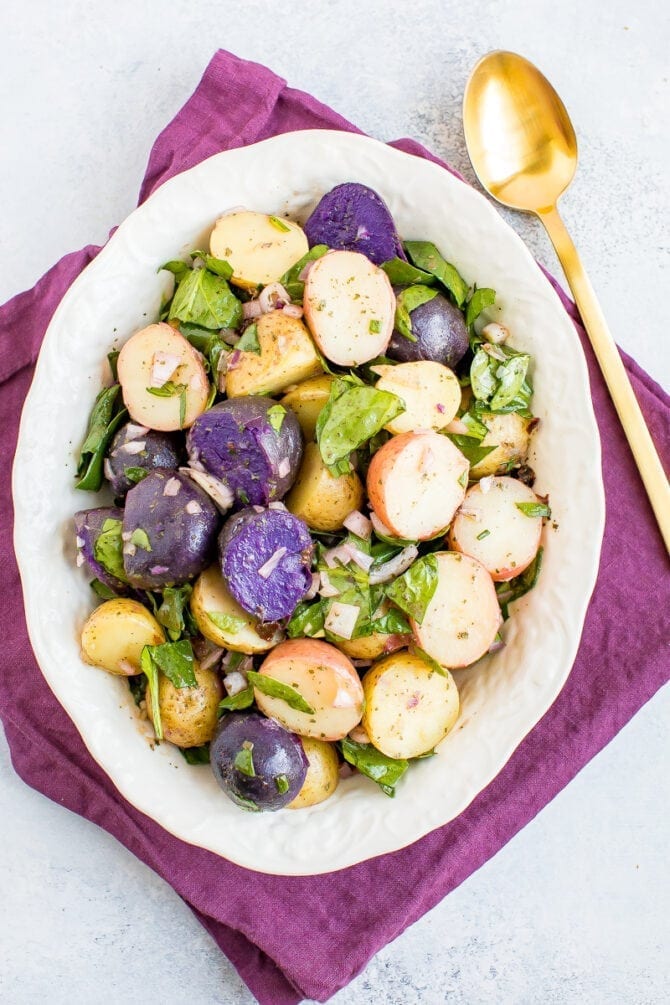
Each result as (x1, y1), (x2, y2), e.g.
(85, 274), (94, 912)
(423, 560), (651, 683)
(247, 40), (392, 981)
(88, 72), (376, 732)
(246, 670), (316, 715)
(394, 286), (438, 342)
(93, 517), (127, 584)
(340, 738), (408, 797)
(169, 264), (242, 331)
(404, 240), (469, 307)
(76, 385), (127, 492)
(384, 554), (438, 624)
(316, 378), (404, 474)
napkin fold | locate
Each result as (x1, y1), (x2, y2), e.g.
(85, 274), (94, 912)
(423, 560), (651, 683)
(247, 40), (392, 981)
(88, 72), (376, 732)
(1, 49), (668, 1005)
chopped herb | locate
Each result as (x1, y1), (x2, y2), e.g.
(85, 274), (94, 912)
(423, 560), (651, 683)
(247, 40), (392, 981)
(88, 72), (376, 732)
(275, 774), (290, 794)
(385, 554), (438, 625)
(458, 470), (468, 488)
(465, 287), (496, 329)
(409, 645), (449, 677)
(207, 610), (247, 635)
(268, 215), (290, 233)
(140, 647), (163, 740)
(90, 578), (117, 600)
(476, 529), (491, 540)
(267, 403), (287, 433)
(236, 323), (261, 355)
(156, 584), (195, 641)
(368, 319), (382, 334)
(287, 600), (326, 639)
(246, 670), (315, 714)
(404, 241), (469, 307)
(234, 794), (260, 812)
(234, 744), (256, 777)
(124, 466), (148, 484)
(142, 639), (197, 690)
(340, 738), (408, 797)
(93, 518), (127, 583)
(515, 501), (551, 519)
(170, 265), (242, 330)
(218, 685), (255, 713)
(130, 528), (151, 551)
(394, 285), (438, 342)
(145, 380), (187, 399)
(180, 744), (211, 765)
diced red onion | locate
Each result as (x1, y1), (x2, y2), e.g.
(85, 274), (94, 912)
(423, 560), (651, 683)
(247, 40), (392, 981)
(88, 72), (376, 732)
(351, 658), (373, 669)
(75, 536), (84, 549)
(242, 299), (263, 320)
(370, 511), (394, 538)
(103, 458), (114, 482)
(258, 547), (288, 579)
(333, 688), (357, 709)
(483, 342), (507, 362)
(344, 544), (373, 572)
(199, 648), (223, 671)
(445, 417), (469, 436)
(343, 510), (373, 540)
(282, 303), (303, 319)
(304, 572), (320, 600)
(180, 467), (234, 513)
(268, 501), (287, 511)
(125, 423), (149, 440)
(123, 543), (137, 557)
(482, 322), (509, 345)
(149, 565), (169, 576)
(223, 671), (249, 697)
(193, 637), (223, 665)
(383, 633), (411, 654)
(163, 477), (181, 497)
(318, 572), (340, 598)
(76, 552), (85, 567)
(369, 545), (419, 585)
(324, 602), (360, 640)
(479, 476), (494, 494)
(227, 350), (242, 371)
(118, 658), (136, 675)
(488, 637), (506, 655)
(252, 505), (264, 513)
(348, 724), (370, 743)
(185, 499), (202, 515)
(298, 260), (316, 282)
(436, 403), (446, 414)
(528, 417), (541, 434)
(121, 530), (132, 542)
(339, 762), (356, 779)
(323, 544), (353, 569)
(278, 457), (291, 478)
(259, 282), (290, 313)
(121, 440), (146, 455)
(150, 351), (181, 387)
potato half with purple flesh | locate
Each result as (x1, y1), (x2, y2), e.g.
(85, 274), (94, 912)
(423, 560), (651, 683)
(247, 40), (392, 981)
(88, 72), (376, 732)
(122, 469), (220, 589)
(387, 292), (469, 369)
(186, 396), (303, 509)
(303, 183), (404, 265)
(105, 422), (183, 497)
(218, 507), (313, 622)
(74, 507), (127, 592)
(210, 711), (309, 811)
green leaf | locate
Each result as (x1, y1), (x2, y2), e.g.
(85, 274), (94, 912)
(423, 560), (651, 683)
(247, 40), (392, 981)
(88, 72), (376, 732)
(316, 380), (405, 469)
(369, 607), (412, 635)
(160, 259), (190, 281)
(207, 610), (247, 635)
(236, 323), (261, 354)
(515, 501), (551, 519)
(287, 600), (326, 639)
(234, 742), (256, 777)
(90, 578), (118, 600)
(130, 527), (151, 552)
(404, 241), (469, 307)
(340, 738), (408, 797)
(409, 644), (449, 677)
(140, 647), (163, 740)
(218, 685), (255, 713)
(124, 466), (148, 484)
(268, 215), (290, 233)
(495, 547), (543, 619)
(267, 403), (287, 433)
(156, 584), (194, 641)
(76, 385), (127, 492)
(234, 794), (260, 812)
(460, 411), (489, 441)
(246, 670), (315, 714)
(275, 774), (290, 794)
(444, 433), (496, 468)
(381, 257), (436, 286)
(145, 380), (187, 399)
(369, 318), (382, 334)
(385, 554), (438, 625)
(191, 252), (234, 280)
(107, 350), (120, 381)
(465, 287), (496, 329)
(278, 244), (328, 302)
(394, 285), (438, 342)
(170, 267), (242, 330)
(143, 640), (197, 689)
(180, 743), (211, 765)
(470, 349), (498, 401)
(93, 518), (128, 584)
(489, 355), (530, 410)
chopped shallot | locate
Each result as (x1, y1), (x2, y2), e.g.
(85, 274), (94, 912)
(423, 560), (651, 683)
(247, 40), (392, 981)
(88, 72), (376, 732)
(445, 417), (469, 436)
(277, 457), (291, 478)
(488, 636), (506, 655)
(343, 510), (373, 540)
(479, 476), (494, 494)
(163, 477), (181, 497)
(223, 671), (249, 697)
(333, 688), (357, 709)
(324, 602), (360, 640)
(304, 572), (321, 600)
(185, 499), (202, 515)
(121, 440), (146, 455)
(103, 458), (114, 482)
(259, 282), (290, 313)
(348, 724), (370, 744)
(258, 547), (288, 579)
(123, 543), (136, 557)
(149, 565), (169, 576)
(323, 544), (353, 569)
(318, 572), (340, 598)
(370, 511), (394, 538)
(268, 501), (287, 511)
(282, 303), (303, 319)
(298, 260), (316, 283)
(76, 552), (85, 567)
(344, 544), (373, 572)
(118, 658), (136, 675)
(180, 467), (234, 513)
(125, 423), (149, 440)
(150, 351), (180, 387)
(368, 545), (419, 585)
(242, 299), (263, 320)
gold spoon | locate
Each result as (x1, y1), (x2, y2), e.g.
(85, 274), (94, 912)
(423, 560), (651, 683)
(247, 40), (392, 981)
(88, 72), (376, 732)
(463, 50), (670, 552)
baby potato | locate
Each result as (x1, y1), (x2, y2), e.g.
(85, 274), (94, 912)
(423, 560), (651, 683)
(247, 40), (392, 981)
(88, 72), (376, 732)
(281, 374), (335, 440)
(285, 442), (364, 532)
(147, 662), (223, 748)
(371, 361), (461, 433)
(225, 311), (323, 399)
(287, 737), (340, 809)
(80, 599), (165, 676)
(336, 632), (391, 660)
(362, 651), (460, 760)
(210, 211), (309, 289)
(469, 412), (531, 479)
(191, 565), (282, 654)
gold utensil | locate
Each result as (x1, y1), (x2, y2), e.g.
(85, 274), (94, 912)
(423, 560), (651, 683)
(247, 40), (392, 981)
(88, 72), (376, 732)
(463, 50), (670, 552)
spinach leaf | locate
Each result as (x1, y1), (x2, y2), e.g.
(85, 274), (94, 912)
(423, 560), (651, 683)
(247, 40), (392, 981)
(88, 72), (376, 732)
(189, 251), (234, 280)
(316, 380), (405, 472)
(140, 647), (163, 740)
(460, 411), (489, 440)
(246, 670), (315, 714)
(124, 466), (148, 484)
(234, 742), (256, 777)
(267, 403), (286, 433)
(515, 501), (551, 519)
(275, 774), (290, 794)
(278, 244), (328, 301)
(404, 241), (469, 307)
(76, 385), (127, 492)
(369, 607), (412, 635)
(394, 285), (438, 342)
(381, 258), (436, 286)
(495, 547), (543, 619)
(465, 287), (496, 329)
(287, 599), (326, 639)
(156, 584), (194, 641)
(170, 267), (242, 330)
(385, 554), (438, 625)
(180, 744), (211, 765)
(90, 578), (118, 600)
(444, 433), (496, 467)
(107, 349), (120, 381)
(340, 738), (408, 797)
(236, 323), (261, 355)
(207, 611), (247, 635)
(409, 644), (449, 677)
(160, 259), (190, 281)
(470, 346), (532, 416)
(490, 355), (531, 410)
(218, 685), (255, 713)
(93, 518), (127, 583)
(142, 640), (197, 689)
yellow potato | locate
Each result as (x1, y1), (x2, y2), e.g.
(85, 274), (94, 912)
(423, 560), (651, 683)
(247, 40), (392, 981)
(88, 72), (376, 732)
(80, 599), (165, 676)
(285, 442), (364, 532)
(287, 738), (340, 809)
(190, 565), (282, 653)
(281, 374), (335, 440)
(209, 211), (309, 289)
(147, 662), (222, 748)
(372, 361), (461, 433)
(225, 311), (323, 399)
(470, 412), (531, 478)
(362, 651), (460, 760)
(336, 633), (391, 660)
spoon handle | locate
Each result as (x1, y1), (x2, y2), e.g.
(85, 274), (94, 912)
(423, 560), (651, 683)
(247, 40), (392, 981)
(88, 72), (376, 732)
(538, 205), (670, 553)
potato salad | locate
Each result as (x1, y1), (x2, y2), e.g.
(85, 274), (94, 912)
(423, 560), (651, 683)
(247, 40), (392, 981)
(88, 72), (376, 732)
(73, 182), (550, 812)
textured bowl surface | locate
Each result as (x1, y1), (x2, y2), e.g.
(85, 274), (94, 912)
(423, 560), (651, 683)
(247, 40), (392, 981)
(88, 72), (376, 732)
(12, 131), (604, 875)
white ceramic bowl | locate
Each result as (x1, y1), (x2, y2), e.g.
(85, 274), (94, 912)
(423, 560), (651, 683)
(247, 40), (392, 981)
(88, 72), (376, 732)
(12, 130), (604, 875)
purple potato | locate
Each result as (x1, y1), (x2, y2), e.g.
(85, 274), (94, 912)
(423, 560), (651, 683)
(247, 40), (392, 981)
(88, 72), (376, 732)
(186, 397), (303, 510)
(303, 182), (405, 265)
(74, 507), (127, 592)
(218, 507), (313, 622)
(105, 422), (184, 497)
(388, 291), (469, 369)
(211, 711), (308, 811)
(122, 469), (220, 589)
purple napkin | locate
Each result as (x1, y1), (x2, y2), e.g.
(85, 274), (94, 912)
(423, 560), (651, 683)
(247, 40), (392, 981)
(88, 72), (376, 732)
(1, 50), (668, 1005)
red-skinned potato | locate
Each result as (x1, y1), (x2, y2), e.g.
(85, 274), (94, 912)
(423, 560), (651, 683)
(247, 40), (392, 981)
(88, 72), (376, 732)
(367, 430), (468, 541)
(117, 323), (209, 431)
(371, 360), (461, 433)
(255, 639), (364, 740)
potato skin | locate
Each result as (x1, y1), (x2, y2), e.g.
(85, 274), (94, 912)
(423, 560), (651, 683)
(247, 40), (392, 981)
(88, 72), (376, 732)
(80, 598), (165, 676)
(147, 662), (223, 748)
(285, 442), (364, 532)
(387, 292), (469, 370)
(336, 633), (391, 660)
(287, 738), (340, 809)
(225, 312), (323, 399)
(281, 375), (335, 441)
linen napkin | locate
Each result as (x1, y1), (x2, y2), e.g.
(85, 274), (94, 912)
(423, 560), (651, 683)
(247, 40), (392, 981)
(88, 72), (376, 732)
(1, 49), (668, 1005)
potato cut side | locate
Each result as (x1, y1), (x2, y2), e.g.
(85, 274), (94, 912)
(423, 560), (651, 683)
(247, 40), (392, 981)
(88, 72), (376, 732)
(225, 311), (323, 398)
(148, 663), (222, 748)
(281, 374), (335, 440)
(80, 598), (165, 676)
(209, 211), (308, 289)
(412, 552), (501, 669)
(367, 430), (468, 540)
(191, 565), (282, 654)
(469, 412), (531, 479)
(372, 361), (461, 434)
(117, 323), (209, 431)
(336, 632), (391, 660)
(449, 477), (543, 581)
(256, 639), (364, 741)
(303, 250), (395, 365)
(285, 442), (364, 532)
(287, 738), (340, 809)
(362, 651), (460, 759)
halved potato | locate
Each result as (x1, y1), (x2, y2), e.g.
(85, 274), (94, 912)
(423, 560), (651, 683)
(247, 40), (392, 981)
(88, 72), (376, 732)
(209, 211), (308, 289)
(285, 442), (364, 532)
(287, 737), (340, 809)
(117, 323), (209, 431)
(147, 662), (222, 748)
(372, 361), (461, 433)
(336, 632), (391, 660)
(470, 412), (531, 479)
(80, 598), (165, 676)
(191, 564), (282, 654)
(225, 311), (323, 399)
(362, 650), (460, 759)
(281, 374), (335, 440)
